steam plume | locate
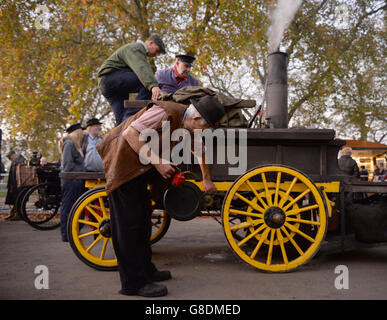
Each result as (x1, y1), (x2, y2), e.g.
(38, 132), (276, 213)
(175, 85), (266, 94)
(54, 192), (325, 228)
(267, 0), (303, 53)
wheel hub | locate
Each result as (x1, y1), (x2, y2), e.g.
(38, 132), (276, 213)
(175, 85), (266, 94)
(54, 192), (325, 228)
(264, 206), (286, 228)
(99, 219), (111, 238)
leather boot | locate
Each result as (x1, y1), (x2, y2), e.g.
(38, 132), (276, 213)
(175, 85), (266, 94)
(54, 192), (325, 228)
(119, 283), (168, 297)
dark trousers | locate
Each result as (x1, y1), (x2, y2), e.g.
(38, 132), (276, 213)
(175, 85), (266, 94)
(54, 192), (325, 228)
(108, 170), (158, 292)
(60, 179), (85, 241)
(99, 70), (151, 126)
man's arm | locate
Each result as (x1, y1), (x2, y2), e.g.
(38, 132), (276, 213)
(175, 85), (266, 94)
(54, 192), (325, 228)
(122, 106), (178, 179)
(122, 126), (177, 179)
(192, 136), (217, 193)
(198, 156), (217, 193)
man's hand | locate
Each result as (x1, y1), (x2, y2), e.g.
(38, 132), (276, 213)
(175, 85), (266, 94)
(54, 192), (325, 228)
(151, 86), (161, 100)
(154, 162), (177, 179)
(202, 178), (217, 193)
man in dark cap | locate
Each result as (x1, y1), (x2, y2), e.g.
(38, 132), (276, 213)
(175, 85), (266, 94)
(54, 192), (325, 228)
(155, 54), (199, 94)
(85, 118), (102, 127)
(97, 96), (224, 297)
(98, 34), (166, 126)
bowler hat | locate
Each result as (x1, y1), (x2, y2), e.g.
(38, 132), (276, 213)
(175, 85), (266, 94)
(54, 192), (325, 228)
(190, 96), (225, 128)
(86, 118), (102, 128)
(66, 123), (83, 134)
(176, 54), (196, 67)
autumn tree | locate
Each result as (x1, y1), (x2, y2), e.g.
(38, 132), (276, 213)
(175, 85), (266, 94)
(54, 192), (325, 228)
(281, 0), (386, 142)
(0, 0), (386, 161)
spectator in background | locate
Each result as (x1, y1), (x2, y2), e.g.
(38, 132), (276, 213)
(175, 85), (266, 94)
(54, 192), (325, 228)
(338, 147), (359, 178)
(40, 157), (48, 166)
(59, 123), (86, 242)
(373, 162), (386, 182)
(0, 160), (5, 181)
(5, 151), (26, 220)
(359, 165), (369, 181)
(82, 118), (103, 172)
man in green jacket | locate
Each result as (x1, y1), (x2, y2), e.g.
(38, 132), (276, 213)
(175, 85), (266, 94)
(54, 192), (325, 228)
(98, 34), (166, 126)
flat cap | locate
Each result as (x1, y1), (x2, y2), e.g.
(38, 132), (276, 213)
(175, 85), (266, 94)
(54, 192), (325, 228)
(148, 33), (166, 54)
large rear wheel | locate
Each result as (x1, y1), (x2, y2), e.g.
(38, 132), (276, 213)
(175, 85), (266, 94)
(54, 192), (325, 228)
(222, 165), (328, 272)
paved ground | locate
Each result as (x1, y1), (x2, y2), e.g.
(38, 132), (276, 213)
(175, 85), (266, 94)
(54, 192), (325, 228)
(0, 216), (386, 300)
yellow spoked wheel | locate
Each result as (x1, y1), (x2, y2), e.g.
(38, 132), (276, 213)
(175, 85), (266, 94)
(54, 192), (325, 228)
(68, 187), (116, 271)
(151, 209), (171, 245)
(222, 165), (328, 272)
(68, 186), (171, 271)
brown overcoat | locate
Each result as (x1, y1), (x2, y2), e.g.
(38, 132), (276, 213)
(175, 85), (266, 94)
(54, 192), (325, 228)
(96, 101), (187, 195)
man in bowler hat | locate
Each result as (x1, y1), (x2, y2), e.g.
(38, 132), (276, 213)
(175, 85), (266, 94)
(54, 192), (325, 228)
(82, 118), (103, 153)
(82, 118), (103, 172)
(97, 95), (225, 297)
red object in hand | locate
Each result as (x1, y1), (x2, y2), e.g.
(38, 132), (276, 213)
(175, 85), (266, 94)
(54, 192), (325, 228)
(172, 171), (185, 188)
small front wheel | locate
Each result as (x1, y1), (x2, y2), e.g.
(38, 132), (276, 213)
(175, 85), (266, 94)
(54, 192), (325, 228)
(68, 186), (171, 271)
(68, 187), (116, 271)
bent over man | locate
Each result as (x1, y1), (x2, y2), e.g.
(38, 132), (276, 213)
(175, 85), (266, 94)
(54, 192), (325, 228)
(97, 96), (225, 297)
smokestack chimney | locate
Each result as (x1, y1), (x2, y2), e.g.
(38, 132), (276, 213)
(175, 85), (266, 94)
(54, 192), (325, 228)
(266, 51), (288, 128)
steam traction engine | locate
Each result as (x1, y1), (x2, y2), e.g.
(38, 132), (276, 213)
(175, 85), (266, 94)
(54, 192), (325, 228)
(63, 52), (387, 272)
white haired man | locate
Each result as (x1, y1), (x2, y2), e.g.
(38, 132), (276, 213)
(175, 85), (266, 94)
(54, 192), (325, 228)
(338, 147), (359, 178)
(97, 96), (225, 297)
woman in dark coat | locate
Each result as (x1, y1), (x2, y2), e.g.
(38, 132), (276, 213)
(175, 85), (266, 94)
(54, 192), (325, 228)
(5, 151), (26, 220)
(59, 123), (86, 242)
